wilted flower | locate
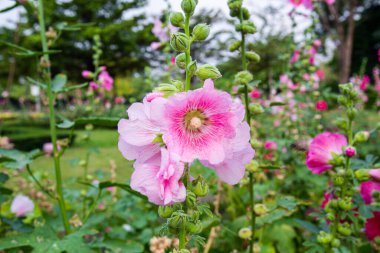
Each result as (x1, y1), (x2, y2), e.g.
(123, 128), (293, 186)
(11, 195), (34, 217)
(306, 132), (347, 174)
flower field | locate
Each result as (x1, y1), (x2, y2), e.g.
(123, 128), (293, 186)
(0, 0), (380, 252)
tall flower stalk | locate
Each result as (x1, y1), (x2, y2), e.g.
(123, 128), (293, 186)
(37, 0), (70, 234)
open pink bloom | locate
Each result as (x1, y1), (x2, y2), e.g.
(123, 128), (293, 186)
(315, 100), (328, 111)
(369, 169), (380, 182)
(289, 0), (302, 7)
(82, 70), (92, 79)
(316, 69), (326, 80)
(360, 75), (370, 91)
(99, 70), (114, 91)
(118, 96), (167, 164)
(89, 81), (99, 90)
(130, 148), (186, 205)
(325, 0), (335, 5)
(306, 132), (347, 174)
(11, 195), (34, 217)
(163, 79), (246, 165)
(360, 181), (380, 204)
(146, 92), (164, 102)
(313, 39), (322, 47)
(200, 122), (255, 185)
(290, 50), (300, 64)
(264, 141), (278, 150)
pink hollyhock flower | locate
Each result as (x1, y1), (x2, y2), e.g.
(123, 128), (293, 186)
(289, 0), (302, 7)
(320, 192), (333, 209)
(345, 146), (356, 157)
(150, 42), (161, 50)
(299, 102), (307, 109)
(300, 85), (307, 94)
(306, 132), (347, 174)
(89, 81), (99, 90)
(303, 73), (310, 81)
(273, 120), (281, 127)
(130, 148), (186, 205)
(313, 39), (322, 47)
(303, 0), (313, 9)
(280, 74), (289, 84)
(290, 50), (300, 64)
(11, 195), (34, 217)
(360, 181), (380, 204)
(325, 0), (335, 5)
(369, 169), (380, 182)
(316, 69), (326, 80)
(171, 56), (176, 65)
(263, 153), (274, 160)
(152, 18), (169, 42)
(360, 75), (370, 91)
(114, 96), (125, 104)
(145, 92), (164, 102)
(118, 96), (167, 164)
(264, 141), (278, 150)
(315, 100), (328, 111)
(365, 212), (380, 241)
(82, 70), (92, 79)
(99, 70), (114, 91)
(99, 66), (107, 71)
(43, 142), (61, 156)
(250, 89), (261, 99)
(309, 56), (315, 65)
(163, 79), (246, 165)
(200, 122), (254, 185)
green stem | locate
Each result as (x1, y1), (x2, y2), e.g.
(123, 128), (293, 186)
(179, 225), (186, 249)
(184, 15), (191, 91)
(37, 0), (71, 234)
(26, 165), (54, 199)
(239, 8), (255, 252)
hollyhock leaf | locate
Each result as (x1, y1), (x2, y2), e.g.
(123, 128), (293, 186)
(278, 196), (298, 211)
(98, 181), (148, 202)
(0, 149), (42, 170)
(359, 205), (374, 219)
(0, 187), (12, 195)
(249, 80), (261, 87)
(0, 172), (9, 183)
(57, 119), (75, 129)
(293, 219), (320, 233)
(52, 74), (67, 93)
(91, 240), (144, 253)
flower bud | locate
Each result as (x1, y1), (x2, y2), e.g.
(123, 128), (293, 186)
(345, 146), (356, 157)
(228, 0), (243, 11)
(246, 51), (261, 63)
(338, 95), (349, 107)
(375, 236), (380, 245)
(333, 175), (345, 186)
(234, 70), (253, 85)
(170, 12), (185, 28)
(158, 205), (174, 218)
(241, 21), (256, 34)
(369, 169), (380, 182)
(45, 27), (57, 40)
(331, 238), (341, 248)
(347, 108), (357, 120)
(317, 231), (333, 244)
(335, 118), (347, 131)
(254, 204), (268, 216)
(354, 131), (369, 143)
(246, 160), (259, 173)
(326, 213), (335, 222)
(169, 214), (183, 228)
(186, 221), (203, 234)
(249, 104), (264, 115)
(170, 32), (190, 52)
(337, 223), (352, 236)
(181, 0), (197, 16)
(229, 40), (241, 52)
(186, 191), (197, 207)
(241, 7), (250, 20)
(355, 169), (370, 181)
(338, 197), (352, 211)
(192, 176), (209, 197)
(192, 23), (210, 41)
(328, 153), (345, 166)
(195, 64), (222, 80)
(175, 53), (187, 69)
(238, 227), (252, 239)
(187, 60), (197, 77)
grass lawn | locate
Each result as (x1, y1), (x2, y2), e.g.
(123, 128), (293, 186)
(31, 129), (133, 182)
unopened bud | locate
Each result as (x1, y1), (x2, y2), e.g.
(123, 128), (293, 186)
(338, 197), (352, 211)
(249, 104), (264, 115)
(170, 32), (189, 52)
(186, 221), (203, 234)
(317, 231), (333, 244)
(335, 118), (347, 131)
(181, 0), (197, 16)
(347, 108), (357, 120)
(355, 169), (370, 181)
(158, 205), (174, 218)
(192, 23), (210, 41)
(246, 160), (259, 173)
(254, 204), (268, 216)
(187, 60), (197, 77)
(246, 51), (260, 62)
(195, 64), (222, 80)
(354, 131), (369, 143)
(234, 70), (253, 85)
(241, 7), (250, 20)
(238, 227), (252, 239)
(175, 53), (187, 69)
(192, 176), (209, 197)
(345, 146), (356, 157)
(229, 40), (241, 52)
(46, 27), (57, 40)
(186, 191), (197, 207)
(337, 223), (352, 236)
(170, 12), (185, 28)
(331, 238), (341, 248)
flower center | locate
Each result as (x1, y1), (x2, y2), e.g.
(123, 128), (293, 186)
(190, 117), (202, 129)
(184, 110), (207, 132)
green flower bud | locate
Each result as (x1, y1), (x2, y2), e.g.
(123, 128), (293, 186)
(186, 221), (203, 234)
(170, 12), (185, 28)
(338, 197), (352, 211)
(192, 23), (210, 41)
(237, 84), (253, 93)
(192, 176), (209, 197)
(317, 231), (333, 244)
(171, 79), (184, 91)
(242, 7), (250, 20)
(234, 70), (253, 85)
(326, 213), (335, 222)
(249, 104), (264, 115)
(354, 131), (369, 143)
(186, 191), (197, 207)
(181, 0), (197, 16)
(337, 223), (352, 236)
(187, 60), (197, 77)
(158, 205), (174, 218)
(338, 95), (349, 107)
(238, 227), (252, 239)
(374, 236), (380, 245)
(251, 139), (262, 149)
(238, 21), (256, 34)
(246, 51), (261, 63)
(254, 204), (268, 216)
(195, 64), (222, 80)
(175, 53), (187, 69)
(169, 214), (183, 228)
(331, 238), (341, 248)
(246, 160), (259, 173)
(347, 108), (357, 120)
(170, 32), (190, 52)
(355, 169), (370, 181)
(229, 40), (241, 52)
(228, 0), (242, 12)
(328, 153), (345, 166)
(335, 118), (347, 131)
(333, 175), (345, 186)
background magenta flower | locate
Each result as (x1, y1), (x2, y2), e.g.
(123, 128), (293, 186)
(81, 70), (92, 79)
(264, 141), (278, 150)
(10, 195), (34, 217)
(306, 132), (347, 174)
(118, 97), (167, 164)
(99, 70), (114, 91)
(345, 146), (356, 157)
(130, 148), (186, 205)
(250, 89), (261, 99)
(364, 212), (380, 241)
(163, 79), (246, 165)
(360, 181), (380, 204)
(369, 169), (380, 182)
(43, 142), (61, 156)
(315, 100), (328, 111)
(89, 81), (99, 90)
(360, 75), (370, 91)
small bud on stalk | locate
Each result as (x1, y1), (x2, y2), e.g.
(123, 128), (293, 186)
(175, 53), (187, 69)
(181, 0), (197, 16)
(187, 60), (197, 77)
(234, 70), (253, 85)
(192, 23), (210, 41)
(170, 12), (185, 28)
(229, 40), (241, 52)
(238, 227), (252, 239)
(195, 64), (222, 80)
(246, 51), (261, 62)
(170, 33), (190, 52)
(345, 146), (356, 157)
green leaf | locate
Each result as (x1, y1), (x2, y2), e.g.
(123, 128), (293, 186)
(0, 149), (42, 169)
(0, 172), (9, 183)
(98, 181), (148, 201)
(277, 196), (298, 211)
(57, 119), (75, 129)
(52, 74), (67, 93)
(257, 209), (288, 225)
(26, 77), (47, 89)
(249, 80), (261, 87)
(359, 205), (374, 219)
(270, 102), (287, 107)
(0, 187), (12, 195)
(292, 218), (319, 233)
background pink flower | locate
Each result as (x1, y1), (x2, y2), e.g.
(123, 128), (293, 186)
(360, 181), (380, 204)
(130, 148), (186, 205)
(264, 141), (278, 150)
(11, 195), (34, 217)
(99, 70), (114, 91)
(315, 100), (328, 111)
(306, 132), (347, 174)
